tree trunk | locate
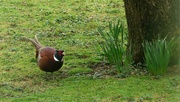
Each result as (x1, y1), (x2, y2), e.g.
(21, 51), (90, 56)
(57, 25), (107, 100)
(124, 0), (180, 64)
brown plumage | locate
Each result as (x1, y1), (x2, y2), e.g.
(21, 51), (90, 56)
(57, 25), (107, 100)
(21, 35), (65, 74)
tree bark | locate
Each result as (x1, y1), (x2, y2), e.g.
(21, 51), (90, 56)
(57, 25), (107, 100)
(124, 0), (180, 64)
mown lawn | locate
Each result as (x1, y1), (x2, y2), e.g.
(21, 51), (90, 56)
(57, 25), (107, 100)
(0, 0), (179, 102)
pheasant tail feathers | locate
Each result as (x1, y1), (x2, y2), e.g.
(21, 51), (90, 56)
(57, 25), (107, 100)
(21, 35), (43, 51)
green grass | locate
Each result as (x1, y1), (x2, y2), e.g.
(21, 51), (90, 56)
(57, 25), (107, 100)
(0, 0), (179, 101)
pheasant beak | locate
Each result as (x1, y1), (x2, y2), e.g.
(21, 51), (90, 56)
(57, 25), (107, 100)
(62, 52), (65, 56)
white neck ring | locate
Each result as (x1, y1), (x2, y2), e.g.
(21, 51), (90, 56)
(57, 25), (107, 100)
(53, 55), (59, 62)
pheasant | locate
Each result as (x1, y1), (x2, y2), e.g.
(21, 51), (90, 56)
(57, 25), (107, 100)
(21, 35), (65, 78)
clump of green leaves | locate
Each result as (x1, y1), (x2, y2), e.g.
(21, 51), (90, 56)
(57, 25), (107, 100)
(142, 37), (178, 75)
(99, 20), (132, 73)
